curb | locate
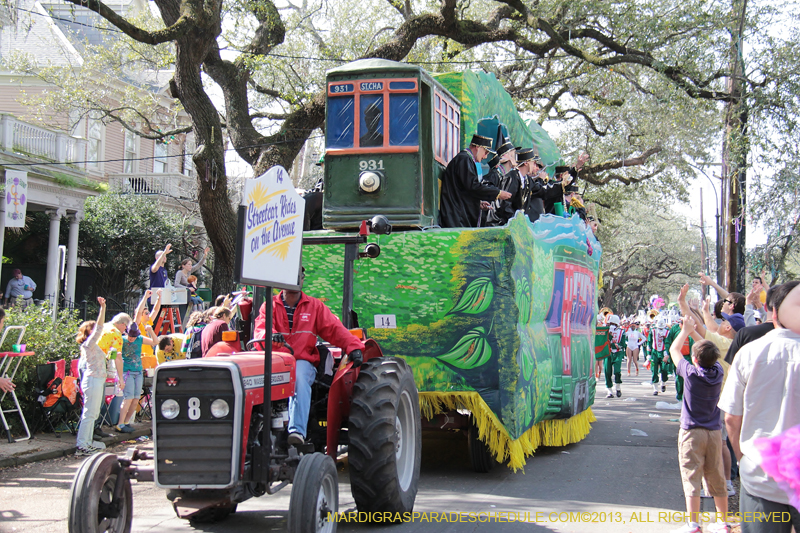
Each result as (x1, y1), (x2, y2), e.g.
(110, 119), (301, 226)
(0, 426), (152, 469)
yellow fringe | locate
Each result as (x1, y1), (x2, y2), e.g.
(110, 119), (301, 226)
(420, 391), (596, 472)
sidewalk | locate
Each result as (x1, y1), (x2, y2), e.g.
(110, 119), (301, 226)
(0, 421), (152, 468)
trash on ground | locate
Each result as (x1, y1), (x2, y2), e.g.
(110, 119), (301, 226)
(649, 414), (661, 418)
(561, 451), (571, 454)
(656, 401), (682, 410)
(630, 429), (648, 437)
(623, 397), (637, 402)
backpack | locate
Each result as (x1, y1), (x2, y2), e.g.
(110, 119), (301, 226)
(184, 325), (206, 359)
(43, 376), (78, 407)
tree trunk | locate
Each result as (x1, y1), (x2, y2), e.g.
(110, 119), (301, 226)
(722, 0), (749, 293)
(167, 4), (237, 296)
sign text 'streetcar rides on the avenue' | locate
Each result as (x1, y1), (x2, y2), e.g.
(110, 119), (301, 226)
(237, 165), (305, 289)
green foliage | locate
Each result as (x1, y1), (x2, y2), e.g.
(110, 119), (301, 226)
(594, 192), (703, 314)
(0, 303), (82, 433)
(79, 194), (194, 300)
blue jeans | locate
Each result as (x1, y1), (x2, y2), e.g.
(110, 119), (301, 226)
(122, 371), (143, 400)
(288, 359), (316, 438)
(77, 374), (105, 448)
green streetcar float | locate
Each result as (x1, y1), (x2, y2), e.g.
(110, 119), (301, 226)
(307, 59), (600, 471)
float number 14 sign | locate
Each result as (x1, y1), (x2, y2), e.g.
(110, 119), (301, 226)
(238, 166), (305, 288)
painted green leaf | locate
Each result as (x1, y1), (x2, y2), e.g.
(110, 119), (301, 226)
(518, 336), (534, 382)
(515, 277), (531, 324)
(447, 277), (493, 315)
(436, 327), (492, 370)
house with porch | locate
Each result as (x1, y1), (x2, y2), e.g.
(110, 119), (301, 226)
(0, 0), (196, 305)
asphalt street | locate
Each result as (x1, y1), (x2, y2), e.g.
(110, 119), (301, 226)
(0, 375), (719, 533)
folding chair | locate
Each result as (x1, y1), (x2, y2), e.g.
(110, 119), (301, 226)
(0, 326), (34, 443)
(135, 375), (153, 423)
(97, 380), (119, 427)
(33, 362), (80, 438)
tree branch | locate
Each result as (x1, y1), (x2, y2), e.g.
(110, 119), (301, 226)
(62, 0), (193, 45)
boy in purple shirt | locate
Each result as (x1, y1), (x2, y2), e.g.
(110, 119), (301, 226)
(669, 315), (729, 533)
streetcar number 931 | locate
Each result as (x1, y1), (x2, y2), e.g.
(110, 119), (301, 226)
(359, 160), (385, 171)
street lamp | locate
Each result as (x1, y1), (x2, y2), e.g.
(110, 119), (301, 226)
(688, 162), (722, 287)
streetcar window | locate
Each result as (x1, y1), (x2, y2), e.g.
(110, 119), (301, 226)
(390, 94), (418, 146)
(434, 90), (461, 165)
(390, 81), (416, 90)
(327, 96), (354, 148)
(435, 95), (441, 156)
(545, 270), (565, 330)
(359, 95), (384, 148)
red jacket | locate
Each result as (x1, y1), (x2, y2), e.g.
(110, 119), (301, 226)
(253, 292), (365, 366)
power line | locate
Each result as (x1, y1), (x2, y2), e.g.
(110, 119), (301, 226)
(14, 6), (124, 34)
(0, 135), (324, 168)
(14, 6), (535, 66)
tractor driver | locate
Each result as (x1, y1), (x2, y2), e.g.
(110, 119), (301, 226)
(253, 267), (365, 447)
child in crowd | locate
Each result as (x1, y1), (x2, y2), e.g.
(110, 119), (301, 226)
(115, 322), (158, 433)
(182, 311), (207, 359)
(186, 275), (204, 310)
(669, 315), (729, 533)
(156, 334), (186, 364)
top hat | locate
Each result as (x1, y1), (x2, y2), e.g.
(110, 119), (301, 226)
(516, 148), (536, 162)
(470, 134), (493, 149)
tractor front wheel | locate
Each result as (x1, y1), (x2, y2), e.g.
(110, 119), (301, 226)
(348, 357), (421, 514)
(288, 452), (339, 533)
(68, 453), (133, 533)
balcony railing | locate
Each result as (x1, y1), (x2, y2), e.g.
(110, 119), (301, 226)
(107, 173), (196, 200)
(0, 114), (86, 166)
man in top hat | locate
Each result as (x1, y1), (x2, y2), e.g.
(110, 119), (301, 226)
(485, 141), (524, 226)
(439, 134), (511, 228)
(516, 149), (546, 223)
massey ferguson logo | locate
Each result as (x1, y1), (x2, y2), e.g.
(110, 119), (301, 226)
(166, 377), (180, 387)
(243, 372), (291, 389)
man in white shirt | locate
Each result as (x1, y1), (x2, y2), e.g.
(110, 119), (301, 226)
(4, 268), (36, 308)
(718, 281), (800, 533)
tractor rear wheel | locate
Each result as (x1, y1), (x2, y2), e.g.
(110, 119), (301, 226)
(68, 453), (133, 533)
(288, 452), (338, 533)
(348, 357), (421, 514)
(468, 414), (495, 473)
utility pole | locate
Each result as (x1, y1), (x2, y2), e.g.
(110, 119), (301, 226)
(721, 0), (749, 293)
(700, 189), (707, 297)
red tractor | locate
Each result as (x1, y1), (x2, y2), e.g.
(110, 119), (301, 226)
(68, 218), (421, 533)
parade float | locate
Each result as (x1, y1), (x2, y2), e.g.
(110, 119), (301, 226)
(303, 59), (601, 470)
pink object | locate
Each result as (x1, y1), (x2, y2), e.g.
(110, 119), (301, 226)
(754, 424), (800, 509)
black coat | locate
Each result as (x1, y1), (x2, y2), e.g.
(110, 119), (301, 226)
(724, 322), (774, 364)
(523, 176), (546, 222)
(439, 150), (501, 228)
(495, 168), (523, 224)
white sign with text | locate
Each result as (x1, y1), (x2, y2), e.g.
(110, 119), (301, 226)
(374, 314), (397, 329)
(240, 166), (305, 288)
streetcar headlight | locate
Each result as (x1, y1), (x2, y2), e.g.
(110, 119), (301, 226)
(210, 399), (230, 419)
(359, 171), (382, 193)
(161, 399), (180, 420)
